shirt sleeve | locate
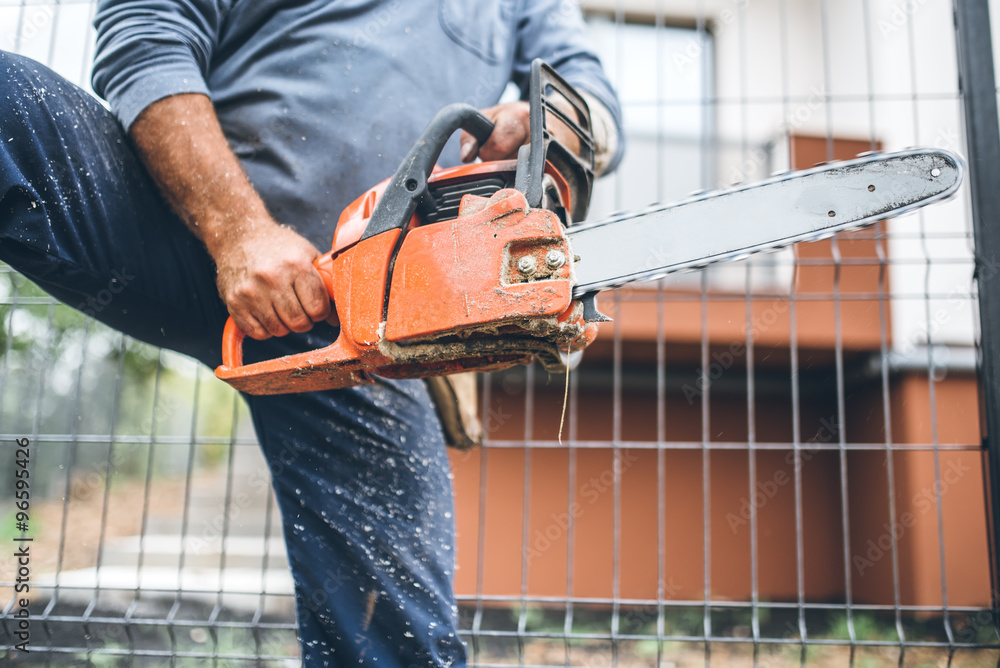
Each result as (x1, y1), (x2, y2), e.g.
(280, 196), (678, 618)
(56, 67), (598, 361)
(511, 0), (625, 174)
(91, 0), (229, 130)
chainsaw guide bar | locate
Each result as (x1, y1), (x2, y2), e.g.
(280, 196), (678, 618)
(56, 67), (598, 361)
(568, 148), (963, 296)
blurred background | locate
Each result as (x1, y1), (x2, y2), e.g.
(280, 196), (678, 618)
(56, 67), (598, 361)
(0, 0), (997, 665)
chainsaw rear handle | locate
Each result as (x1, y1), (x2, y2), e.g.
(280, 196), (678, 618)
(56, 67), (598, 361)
(220, 250), (337, 368)
(360, 104), (495, 240)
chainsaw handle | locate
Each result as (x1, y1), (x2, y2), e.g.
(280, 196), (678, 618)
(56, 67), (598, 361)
(360, 104), (494, 241)
(220, 251), (337, 369)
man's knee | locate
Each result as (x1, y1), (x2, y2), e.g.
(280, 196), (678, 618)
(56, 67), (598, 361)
(0, 50), (118, 192)
(0, 52), (62, 160)
(0, 50), (41, 104)
(0, 50), (105, 130)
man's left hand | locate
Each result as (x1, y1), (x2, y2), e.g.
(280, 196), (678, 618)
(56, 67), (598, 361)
(460, 100), (582, 163)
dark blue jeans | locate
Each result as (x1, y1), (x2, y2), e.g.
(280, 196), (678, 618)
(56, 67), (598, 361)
(0, 52), (464, 667)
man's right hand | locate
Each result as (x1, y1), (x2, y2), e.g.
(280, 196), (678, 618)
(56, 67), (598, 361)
(129, 93), (330, 340)
(211, 223), (331, 340)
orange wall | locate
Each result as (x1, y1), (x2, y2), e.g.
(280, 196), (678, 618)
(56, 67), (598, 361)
(847, 375), (990, 607)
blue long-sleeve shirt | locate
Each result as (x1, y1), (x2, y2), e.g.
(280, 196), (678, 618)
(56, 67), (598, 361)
(91, 0), (623, 248)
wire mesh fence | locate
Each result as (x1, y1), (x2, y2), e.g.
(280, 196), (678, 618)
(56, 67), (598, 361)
(1, 0), (998, 665)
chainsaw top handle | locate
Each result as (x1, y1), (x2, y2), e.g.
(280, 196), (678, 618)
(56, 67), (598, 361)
(360, 104), (495, 241)
(360, 60), (596, 241)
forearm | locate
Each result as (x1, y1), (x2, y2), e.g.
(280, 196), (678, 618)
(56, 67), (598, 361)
(129, 93), (274, 257)
(128, 93), (329, 339)
(96, 4), (331, 340)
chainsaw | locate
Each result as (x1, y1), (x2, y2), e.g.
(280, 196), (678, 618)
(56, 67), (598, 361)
(215, 60), (963, 395)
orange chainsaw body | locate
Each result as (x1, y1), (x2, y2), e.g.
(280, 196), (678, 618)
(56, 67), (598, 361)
(215, 165), (597, 395)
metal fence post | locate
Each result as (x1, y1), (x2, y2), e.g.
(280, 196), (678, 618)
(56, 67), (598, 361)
(954, 0), (1000, 603)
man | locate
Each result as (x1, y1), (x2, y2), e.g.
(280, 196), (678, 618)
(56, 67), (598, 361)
(0, 0), (622, 663)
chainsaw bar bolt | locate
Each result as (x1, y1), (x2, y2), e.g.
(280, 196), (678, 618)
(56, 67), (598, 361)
(545, 249), (566, 270)
(518, 255), (537, 275)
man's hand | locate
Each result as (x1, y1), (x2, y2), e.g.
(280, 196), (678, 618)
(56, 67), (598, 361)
(459, 100), (582, 163)
(130, 93), (330, 340)
(212, 224), (331, 340)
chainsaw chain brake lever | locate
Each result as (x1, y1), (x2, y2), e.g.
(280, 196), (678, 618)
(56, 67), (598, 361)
(360, 105), (495, 241)
(515, 59), (596, 225)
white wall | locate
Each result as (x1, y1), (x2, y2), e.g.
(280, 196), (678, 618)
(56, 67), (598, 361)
(1, 2), (97, 89)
